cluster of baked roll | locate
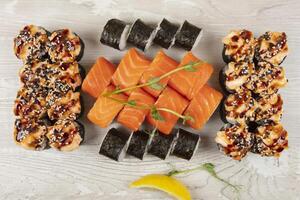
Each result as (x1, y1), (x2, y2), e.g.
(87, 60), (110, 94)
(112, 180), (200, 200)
(13, 25), (85, 151)
(216, 30), (288, 160)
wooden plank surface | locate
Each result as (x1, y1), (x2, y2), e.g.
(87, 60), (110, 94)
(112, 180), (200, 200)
(0, 0), (300, 199)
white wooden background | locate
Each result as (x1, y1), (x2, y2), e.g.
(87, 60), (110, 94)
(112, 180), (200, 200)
(0, 0), (300, 199)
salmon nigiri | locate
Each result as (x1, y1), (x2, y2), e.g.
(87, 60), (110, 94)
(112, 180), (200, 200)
(111, 48), (151, 95)
(117, 88), (155, 131)
(140, 50), (178, 97)
(147, 87), (189, 134)
(168, 52), (214, 100)
(82, 57), (116, 98)
(184, 84), (223, 129)
(88, 85), (128, 128)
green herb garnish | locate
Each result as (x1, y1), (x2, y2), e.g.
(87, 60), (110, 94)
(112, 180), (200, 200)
(150, 107), (165, 121)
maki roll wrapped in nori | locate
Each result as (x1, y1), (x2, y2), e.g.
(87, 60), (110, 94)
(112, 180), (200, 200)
(48, 29), (84, 63)
(172, 129), (200, 160)
(47, 119), (84, 151)
(174, 20), (202, 51)
(148, 130), (178, 160)
(245, 61), (287, 97)
(221, 90), (257, 125)
(127, 19), (156, 51)
(255, 32), (288, 65)
(222, 30), (256, 63)
(127, 130), (150, 160)
(13, 25), (49, 63)
(220, 61), (255, 93)
(99, 128), (130, 161)
(14, 118), (48, 151)
(14, 86), (48, 119)
(47, 91), (81, 120)
(215, 123), (254, 160)
(251, 122), (288, 157)
(100, 19), (130, 50)
(255, 94), (283, 125)
(153, 18), (179, 49)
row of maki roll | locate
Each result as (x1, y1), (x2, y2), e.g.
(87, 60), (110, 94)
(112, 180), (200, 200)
(13, 25), (85, 151)
(100, 18), (203, 51)
(215, 122), (288, 160)
(14, 25), (84, 64)
(99, 128), (200, 161)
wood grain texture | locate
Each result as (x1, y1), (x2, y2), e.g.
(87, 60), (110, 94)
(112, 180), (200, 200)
(0, 0), (300, 199)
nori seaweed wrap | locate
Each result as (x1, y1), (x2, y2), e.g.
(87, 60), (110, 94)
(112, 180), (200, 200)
(215, 123), (254, 160)
(153, 18), (179, 49)
(13, 25), (49, 63)
(174, 20), (202, 51)
(48, 29), (84, 63)
(222, 30), (256, 63)
(100, 19), (130, 50)
(127, 130), (150, 160)
(99, 128), (130, 161)
(127, 19), (155, 51)
(254, 32), (288, 65)
(172, 129), (200, 160)
(47, 119), (84, 151)
(148, 130), (178, 160)
(251, 122), (288, 157)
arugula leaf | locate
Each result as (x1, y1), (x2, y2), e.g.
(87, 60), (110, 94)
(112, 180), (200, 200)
(151, 107), (164, 121)
(127, 100), (137, 107)
(184, 62), (198, 72)
(148, 77), (164, 90)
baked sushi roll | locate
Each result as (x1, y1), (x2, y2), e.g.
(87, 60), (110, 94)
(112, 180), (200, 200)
(47, 119), (84, 151)
(215, 123), (254, 160)
(255, 32), (288, 65)
(127, 130), (150, 160)
(14, 86), (48, 119)
(172, 129), (200, 160)
(127, 19), (156, 51)
(99, 128), (131, 161)
(100, 19), (130, 50)
(221, 90), (257, 125)
(251, 122), (288, 157)
(48, 29), (84, 63)
(245, 61), (287, 97)
(13, 25), (49, 63)
(14, 118), (48, 150)
(49, 62), (83, 92)
(222, 30), (256, 63)
(148, 130), (178, 160)
(255, 94), (283, 125)
(220, 61), (255, 93)
(153, 18), (179, 49)
(47, 91), (81, 120)
(174, 20), (202, 51)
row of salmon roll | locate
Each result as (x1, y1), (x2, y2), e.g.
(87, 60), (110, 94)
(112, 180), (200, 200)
(82, 48), (222, 135)
(13, 25), (85, 151)
(216, 30), (289, 160)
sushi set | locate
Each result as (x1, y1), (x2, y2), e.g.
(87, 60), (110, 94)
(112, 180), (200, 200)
(13, 25), (85, 151)
(12, 24), (289, 163)
(216, 30), (289, 160)
(100, 18), (202, 51)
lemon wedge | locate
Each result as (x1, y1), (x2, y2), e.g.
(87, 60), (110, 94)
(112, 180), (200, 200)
(130, 174), (191, 200)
